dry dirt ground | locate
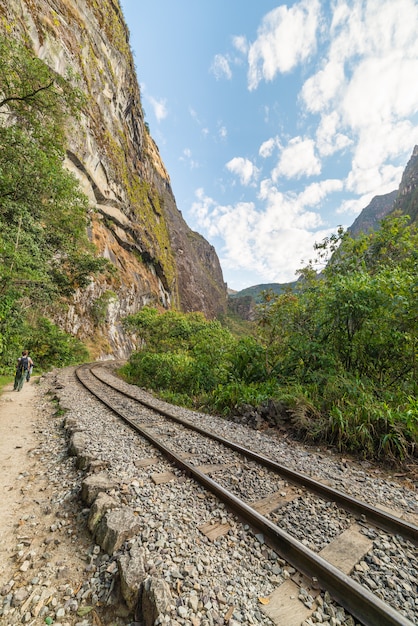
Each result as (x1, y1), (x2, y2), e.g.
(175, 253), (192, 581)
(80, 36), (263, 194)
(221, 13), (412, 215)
(0, 378), (50, 569)
(0, 376), (94, 625)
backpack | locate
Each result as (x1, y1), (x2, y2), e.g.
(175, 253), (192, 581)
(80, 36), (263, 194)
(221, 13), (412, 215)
(18, 356), (29, 373)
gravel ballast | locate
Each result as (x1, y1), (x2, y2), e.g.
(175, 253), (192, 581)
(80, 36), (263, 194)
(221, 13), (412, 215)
(0, 366), (417, 626)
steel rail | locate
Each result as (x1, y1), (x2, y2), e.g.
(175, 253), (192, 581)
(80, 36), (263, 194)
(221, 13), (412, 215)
(76, 364), (415, 626)
(90, 364), (418, 545)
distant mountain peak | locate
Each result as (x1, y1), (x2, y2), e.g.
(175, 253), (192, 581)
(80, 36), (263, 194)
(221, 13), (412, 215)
(347, 190), (398, 238)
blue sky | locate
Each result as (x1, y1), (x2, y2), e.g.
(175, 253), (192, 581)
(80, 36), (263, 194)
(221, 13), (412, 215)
(119, 0), (418, 291)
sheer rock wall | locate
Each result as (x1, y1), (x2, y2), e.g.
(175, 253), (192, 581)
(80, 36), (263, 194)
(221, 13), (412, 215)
(0, 0), (227, 357)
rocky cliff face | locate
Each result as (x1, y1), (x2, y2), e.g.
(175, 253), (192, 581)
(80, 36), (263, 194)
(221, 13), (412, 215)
(349, 145), (418, 238)
(394, 145), (418, 223)
(227, 295), (257, 322)
(0, 0), (227, 358)
(347, 190), (398, 238)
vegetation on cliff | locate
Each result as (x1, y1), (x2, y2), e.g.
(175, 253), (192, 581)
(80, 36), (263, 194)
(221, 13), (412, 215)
(0, 36), (109, 371)
(121, 214), (418, 464)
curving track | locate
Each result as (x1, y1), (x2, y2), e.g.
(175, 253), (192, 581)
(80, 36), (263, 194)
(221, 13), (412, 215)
(76, 363), (417, 626)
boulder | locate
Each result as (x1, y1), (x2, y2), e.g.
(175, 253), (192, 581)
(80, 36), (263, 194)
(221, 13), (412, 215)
(94, 507), (142, 555)
(88, 491), (118, 533)
(81, 472), (118, 505)
(141, 576), (172, 626)
(118, 545), (147, 610)
(68, 431), (89, 457)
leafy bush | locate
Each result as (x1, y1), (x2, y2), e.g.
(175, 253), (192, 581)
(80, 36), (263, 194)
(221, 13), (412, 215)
(22, 318), (89, 372)
(324, 397), (417, 461)
(121, 308), (236, 397)
(122, 351), (195, 393)
(91, 291), (117, 327)
(227, 336), (267, 383)
(206, 379), (280, 416)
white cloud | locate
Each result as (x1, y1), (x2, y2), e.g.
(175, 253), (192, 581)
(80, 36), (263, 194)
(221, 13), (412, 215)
(189, 107), (210, 138)
(330, 0), (418, 59)
(210, 54), (232, 80)
(191, 183), (337, 283)
(218, 125), (227, 140)
(232, 35), (248, 55)
(316, 112), (352, 157)
(352, 121), (418, 173)
(310, 0), (418, 124)
(298, 179), (344, 207)
(226, 157), (259, 186)
(336, 194), (374, 217)
(247, 0), (320, 90)
(343, 119), (418, 197)
(180, 148), (199, 170)
(258, 179), (323, 229)
(346, 162), (405, 197)
(298, 0), (418, 201)
(301, 60), (345, 114)
(272, 137), (321, 180)
(259, 137), (278, 158)
(189, 107), (199, 122)
(341, 56), (418, 130)
(148, 95), (167, 122)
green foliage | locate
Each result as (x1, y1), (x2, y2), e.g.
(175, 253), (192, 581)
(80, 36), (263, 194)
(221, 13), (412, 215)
(22, 318), (89, 372)
(0, 37), (102, 300)
(0, 36), (84, 147)
(208, 379), (280, 416)
(0, 35), (108, 369)
(0, 374), (14, 392)
(1, 316), (88, 375)
(121, 308), (236, 399)
(91, 291), (117, 327)
(218, 311), (255, 338)
(251, 214), (418, 461)
(324, 392), (417, 462)
(123, 351), (196, 393)
(122, 216), (418, 464)
(227, 336), (267, 383)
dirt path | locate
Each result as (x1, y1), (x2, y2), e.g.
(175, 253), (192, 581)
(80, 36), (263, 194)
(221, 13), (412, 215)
(0, 379), (41, 571)
(0, 377), (92, 625)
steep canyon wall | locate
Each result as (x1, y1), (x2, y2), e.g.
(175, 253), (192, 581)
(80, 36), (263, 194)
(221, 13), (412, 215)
(0, 0), (227, 357)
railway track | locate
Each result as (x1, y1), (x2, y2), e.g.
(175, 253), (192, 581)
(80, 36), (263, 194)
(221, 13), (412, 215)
(75, 363), (418, 626)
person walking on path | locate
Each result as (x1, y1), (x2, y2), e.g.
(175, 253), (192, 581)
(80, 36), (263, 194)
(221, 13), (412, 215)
(26, 353), (34, 382)
(13, 350), (34, 391)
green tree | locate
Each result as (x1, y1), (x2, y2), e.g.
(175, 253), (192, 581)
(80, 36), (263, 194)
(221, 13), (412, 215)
(0, 36), (108, 367)
(258, 215), (418, 392)
(319, 215), (418, 391)
(252, 215), (418, 460)
(22, 317), (89, 371)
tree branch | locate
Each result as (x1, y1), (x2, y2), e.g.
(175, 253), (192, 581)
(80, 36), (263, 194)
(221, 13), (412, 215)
(0, 80), (54, 109)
